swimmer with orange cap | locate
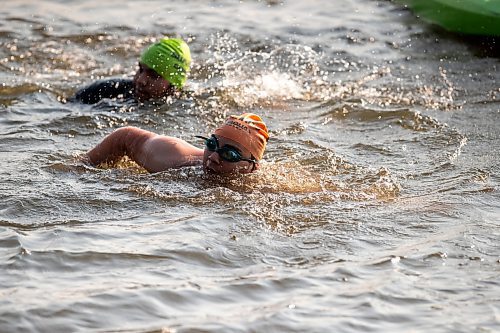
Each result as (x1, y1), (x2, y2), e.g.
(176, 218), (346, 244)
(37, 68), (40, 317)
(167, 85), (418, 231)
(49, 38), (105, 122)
(86, 113), (269, 174)
(71, 38), (191, 104)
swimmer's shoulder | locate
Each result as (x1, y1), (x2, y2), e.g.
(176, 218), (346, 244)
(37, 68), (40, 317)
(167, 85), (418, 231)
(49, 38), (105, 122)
(70, 78), (134, 104)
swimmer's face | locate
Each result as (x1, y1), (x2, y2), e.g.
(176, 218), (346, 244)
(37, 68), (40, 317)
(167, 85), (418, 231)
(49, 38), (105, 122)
(201, 135), (258, 175)
(133, 63), (174, 101)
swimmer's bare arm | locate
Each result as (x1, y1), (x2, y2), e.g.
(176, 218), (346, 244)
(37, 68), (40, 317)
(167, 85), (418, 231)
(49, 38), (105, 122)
(86, 126), (204, 173)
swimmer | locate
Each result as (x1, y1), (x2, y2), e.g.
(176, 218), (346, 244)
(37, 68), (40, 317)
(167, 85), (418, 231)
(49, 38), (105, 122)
(86, 113), (269, 174)
(71, 38), (191, 104)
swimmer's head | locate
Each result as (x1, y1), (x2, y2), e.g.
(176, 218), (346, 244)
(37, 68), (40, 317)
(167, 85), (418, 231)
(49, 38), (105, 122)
(140, 38), (191, 89)
(198, 113), (269, 175)
(134, 38), (191, 101)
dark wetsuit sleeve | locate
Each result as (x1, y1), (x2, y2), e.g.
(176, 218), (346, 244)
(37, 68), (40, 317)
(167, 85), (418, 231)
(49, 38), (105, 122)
(71, 78), (134, 104)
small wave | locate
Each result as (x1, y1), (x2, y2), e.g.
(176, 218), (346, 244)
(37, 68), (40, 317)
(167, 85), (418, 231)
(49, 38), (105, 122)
(319, 103), (446, 132)
(196, 35), (327, 108)
(74, 148), (402, 235)
(211, 151), (401, 233)
(191, 35), (463, 113)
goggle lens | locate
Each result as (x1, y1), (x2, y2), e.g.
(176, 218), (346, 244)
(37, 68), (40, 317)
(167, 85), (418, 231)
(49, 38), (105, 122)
(205, 137), (218, 151)
(219, 149), (241, 162)
(195, 135), (256, 168)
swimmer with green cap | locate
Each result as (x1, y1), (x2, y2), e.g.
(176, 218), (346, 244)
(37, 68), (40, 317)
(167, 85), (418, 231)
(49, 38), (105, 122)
(71, 38), (191, 104)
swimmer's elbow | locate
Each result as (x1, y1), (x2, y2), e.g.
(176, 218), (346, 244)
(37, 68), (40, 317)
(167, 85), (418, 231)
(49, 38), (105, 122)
(86, 126), (152, 167)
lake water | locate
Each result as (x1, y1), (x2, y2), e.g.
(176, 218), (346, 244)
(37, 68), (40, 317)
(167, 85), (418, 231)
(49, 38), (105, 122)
(1, 0), (499, 332)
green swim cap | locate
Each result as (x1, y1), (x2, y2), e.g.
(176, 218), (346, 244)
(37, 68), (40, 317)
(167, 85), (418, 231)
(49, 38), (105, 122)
(140, 38), (191, 89)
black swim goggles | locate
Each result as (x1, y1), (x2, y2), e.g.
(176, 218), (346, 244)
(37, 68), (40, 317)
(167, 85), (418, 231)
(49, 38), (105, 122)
(195, 135), (256, 166)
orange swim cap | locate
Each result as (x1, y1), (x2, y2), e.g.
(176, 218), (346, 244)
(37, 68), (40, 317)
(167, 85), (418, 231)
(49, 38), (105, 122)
(214, 113), (269, 160)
